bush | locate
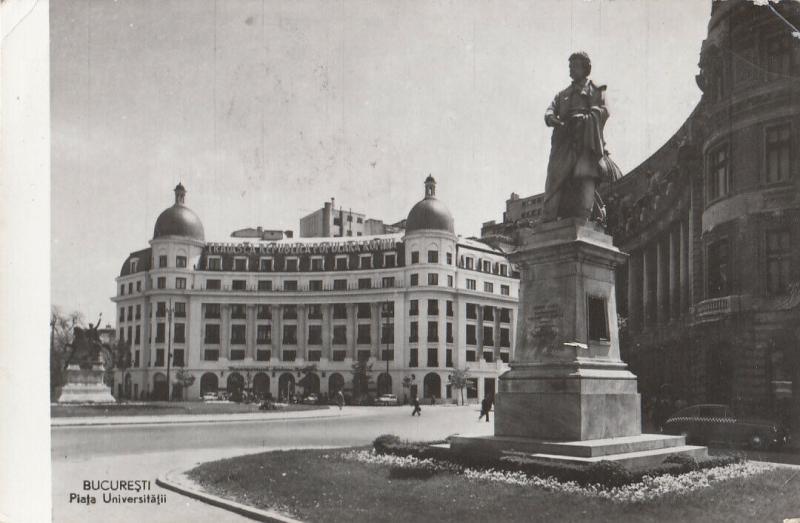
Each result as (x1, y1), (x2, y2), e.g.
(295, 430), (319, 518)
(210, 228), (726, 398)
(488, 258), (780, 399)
(373, 434), (402, 455)
(585, 461), (634, 488)
(663, 453), (700, 470)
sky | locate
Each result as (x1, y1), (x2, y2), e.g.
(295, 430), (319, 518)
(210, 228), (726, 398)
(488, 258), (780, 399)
(51, 0), (712, 323)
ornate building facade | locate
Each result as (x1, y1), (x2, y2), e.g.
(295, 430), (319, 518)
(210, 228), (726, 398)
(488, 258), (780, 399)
(113, 177), (518, 403)
(605, 0), (800, 427)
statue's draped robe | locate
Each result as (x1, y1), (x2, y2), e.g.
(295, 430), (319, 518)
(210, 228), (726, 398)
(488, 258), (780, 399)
(543, 79), (611, 212)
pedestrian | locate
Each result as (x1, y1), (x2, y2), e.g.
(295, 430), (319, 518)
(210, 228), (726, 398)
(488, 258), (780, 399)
(336, 390), (344, 411)
(479, 396), (491, 422)
(411, 396), (421, 416)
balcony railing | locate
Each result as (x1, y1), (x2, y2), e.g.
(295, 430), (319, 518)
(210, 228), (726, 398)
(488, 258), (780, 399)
(694, 295), (744, 321)
(199, 279), (403, 292)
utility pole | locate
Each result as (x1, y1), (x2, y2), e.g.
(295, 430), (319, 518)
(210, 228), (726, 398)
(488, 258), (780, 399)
(165, 299), (173, 402)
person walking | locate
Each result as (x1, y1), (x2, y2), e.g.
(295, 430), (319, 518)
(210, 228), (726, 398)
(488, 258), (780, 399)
(336, 390), (344, 411)
(411, 396), (421, 416)
(479, 396), (492, 422)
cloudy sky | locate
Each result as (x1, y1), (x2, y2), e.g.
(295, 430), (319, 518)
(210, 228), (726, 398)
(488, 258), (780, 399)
(51, 0), (711, 322)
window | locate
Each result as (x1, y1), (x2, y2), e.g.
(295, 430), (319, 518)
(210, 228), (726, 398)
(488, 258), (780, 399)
(466, 279), (476, 290)
(282, 350), (297, 362)
(256, 349), (271, 361)
(134, 326), (141, 345)
(766, 124), (791, 184)
(466, 350), (476, 362)
(232, 279), (246, 290)
(127, 306), (133, 321)
(446, 322), (453, 343)
(176, 255), (187, 268)
(484, 306), (494, 321)
(466, 303), (477, 319)
(360, 255), (372, 269)
(483, 326), (494, 346)
(446, 349), (453, 367)
(500, 308), (511, 323)
(482, 260), (491, 272)
(230, 348), (245, 360)
(127, 326), (132, 342)
(381, 349), (394, 361)
(333, 326), (347, 345)
(382, 302), (395, 318)
(119, 308), (125, 322)
(427, 250), (439, 263)
(130, 259), (139, 273)
(587, 296), (609, 341)
(764, 33), (792, 77)
(358, 278), (372, 289)
(333, 303), (347, 319)
(134, 350), (140, 367)
(283, 280), (298, 291)
(257, 325), (272, 344)
(409, 348), (418, 367)
(357, 303), (371, 319)
(206, 279), (221, 290)
(427, 273), (438, 286)
(409, 321), (418, 342)
(427, 348), (438, 367)
(357, 350), (371, 361)
(381, 324), (394, 343)
(174, 302), (185, 317)
(500, 352), (509, 363)
(285, 258), (299, 271)
(499, 264), (508, 276)
(707, 239), (730, 298)
(207, 257), (221, 270)
(157, 277), (166, 289)
(466, 325), (477, 345)
(446, 301), (454, 317)
(173, 323), (185, 343)
(411, 251), (419, 264)
(283, 305), (297, 319)
(357, 324), (371, 344)
(382, 276), (395, 288)
(308, 304), (322, 319)
(257, 304), (271, 319)
(707, 143), (730, 202)
(500, 328), (511, 347)
(308, 325), (322, 345)
(427, 299), (439, 316)
(427, 321), (438, 342)
(309, 280), (323, 291)
(155, 349), (165, 367)
(410, 274), (419, 286)
(231, 304), (246, 319)
(409, 300), (419, 316)
(332, 350), (347, 362)
(446, 252), (453, 265)
(259, 258), (273, 272)
(136, 281), (141, 292)
(308, 350), (322, 362)
(447, 275), (454, 287)
(258, 280), (273, 291)
(155, 323), (165, 343)
(384, 253), (396, 268)
(128, 282), (133, 294)
(483, 351), (494, 363)
(333, 279), (347, 290)
(465, 257), (474, 270)
(282, 325), (297, 344)
(231, 325), (246, 344)
(159, 255), (168, 268)
(335, 256), (348, 270)
(766, 230), (791, 295)
(156, 302), (166, 317)
(501, 284), (510, 296)
(232, 258), (246, 271)
(484, 282), (494, 293)
(205, 303), (221, 319)
(311, 257), (324, 271)
(203, 349), (219, 361)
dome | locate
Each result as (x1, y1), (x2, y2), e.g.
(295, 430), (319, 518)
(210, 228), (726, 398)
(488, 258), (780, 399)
(405, 175), (455, 233)
(152, 183), (205, 241)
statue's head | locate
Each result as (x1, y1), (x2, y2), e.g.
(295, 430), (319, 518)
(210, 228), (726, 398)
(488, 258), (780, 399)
(568, 51), (591, 81)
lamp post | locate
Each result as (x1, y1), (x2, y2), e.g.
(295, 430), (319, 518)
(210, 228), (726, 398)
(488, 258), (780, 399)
(165, 300), (173, 402)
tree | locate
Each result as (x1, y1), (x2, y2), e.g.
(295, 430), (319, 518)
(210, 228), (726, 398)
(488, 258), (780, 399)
(449, 367), (471, 406)
(174, 368), (196, 400)
(50, 306), (85, 400)
(103, 338), (131, 392)
(351, 358), (374, 404)
(297, 364), (319, 397)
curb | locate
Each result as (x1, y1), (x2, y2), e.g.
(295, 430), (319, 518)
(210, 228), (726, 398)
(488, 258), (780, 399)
(51, 409), (358, 428)
(157, 466), (303, 523)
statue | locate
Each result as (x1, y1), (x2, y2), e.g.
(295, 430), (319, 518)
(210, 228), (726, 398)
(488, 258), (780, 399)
(542, 52), (622, 223)
(66, 314), (104, 369)
(58, 313), (116, 403)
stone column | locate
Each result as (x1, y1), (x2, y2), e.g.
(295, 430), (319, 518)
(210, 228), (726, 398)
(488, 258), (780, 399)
(272, 304), (282, 360)
(642, 246), (652, 327)
(679, 220), (689, 313)
(656, 237), (667, 324)
(297, 304), (306, 361)
(221, 304), (230, 359)
(246, 304), (256, 360)
(627, 250), (642, 332)
(477, 305), (484, 359)
(322, 304), (332, 359)
(494, 307), (501, 361)
(669, 227), (680, 320)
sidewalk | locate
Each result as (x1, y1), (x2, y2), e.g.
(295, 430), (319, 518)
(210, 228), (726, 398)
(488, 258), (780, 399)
(51, 406), (365, 427)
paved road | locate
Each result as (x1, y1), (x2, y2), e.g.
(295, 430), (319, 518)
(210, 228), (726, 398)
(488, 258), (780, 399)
(52, 405), (492, 523)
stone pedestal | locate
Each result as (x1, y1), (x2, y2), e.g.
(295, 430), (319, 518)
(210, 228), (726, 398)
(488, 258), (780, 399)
(450, 219), (706, 467)
(57, 364), (116, 403)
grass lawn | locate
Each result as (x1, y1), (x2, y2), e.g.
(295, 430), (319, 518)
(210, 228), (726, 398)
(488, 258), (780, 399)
(188, 448), (800, 523)
(51, 401), (328, 417)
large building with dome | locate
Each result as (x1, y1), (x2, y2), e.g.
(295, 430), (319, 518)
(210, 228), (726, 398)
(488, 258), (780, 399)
(112, 177), (519, 403)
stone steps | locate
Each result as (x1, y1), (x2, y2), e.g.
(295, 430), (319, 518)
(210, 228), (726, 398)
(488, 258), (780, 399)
(527, 444), (708, 469)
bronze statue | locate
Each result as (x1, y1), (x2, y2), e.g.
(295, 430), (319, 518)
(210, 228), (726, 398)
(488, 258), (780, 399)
(66, 314), (104, 369)
(543, 52), (622, 223)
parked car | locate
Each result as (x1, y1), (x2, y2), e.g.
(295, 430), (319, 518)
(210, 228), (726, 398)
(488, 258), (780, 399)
(375, 394), (399, 406)
(302, 393), (319, 405)
(201, 392), (219, 401)
(662, 404), (790, 449)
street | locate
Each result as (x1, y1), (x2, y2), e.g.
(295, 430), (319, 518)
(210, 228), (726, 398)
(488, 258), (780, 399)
(51, 405), (493, 522)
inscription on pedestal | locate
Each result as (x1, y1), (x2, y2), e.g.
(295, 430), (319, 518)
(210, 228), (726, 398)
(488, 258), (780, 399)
(528, 303), (563, 358)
